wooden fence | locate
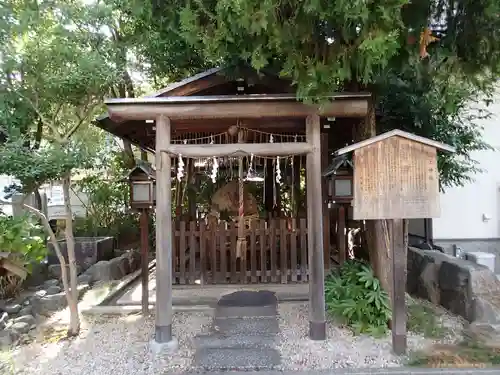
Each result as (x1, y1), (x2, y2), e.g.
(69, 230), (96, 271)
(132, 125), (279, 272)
(172, 218), (309, 284)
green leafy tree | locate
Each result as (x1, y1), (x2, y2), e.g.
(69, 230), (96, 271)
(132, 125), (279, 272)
(120, 0), (500, 296)
(376, 56), (495, 189)
(0, 0), (119, 336)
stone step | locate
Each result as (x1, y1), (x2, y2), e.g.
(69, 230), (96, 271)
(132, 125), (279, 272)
(214, 305), (277, 318)
(193, 333), (276, 349)
(217, 290), (277, 307)
(194, 347), (281, 370)
(213, 317), (280, 336)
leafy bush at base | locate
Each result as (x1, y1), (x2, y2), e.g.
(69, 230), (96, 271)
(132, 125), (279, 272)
(0, 213), (47, 268)
(325, 260), (391, 336)
(0, 212), (47, 298)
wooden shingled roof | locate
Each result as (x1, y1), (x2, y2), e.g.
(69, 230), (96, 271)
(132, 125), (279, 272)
(95, 66), (296, 151)
(335, 129), (456, 155)
(95, 66), (371, 153)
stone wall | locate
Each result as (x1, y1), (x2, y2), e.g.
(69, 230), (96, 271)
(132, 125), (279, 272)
(47, 236), (115, 270)
(407, 246), (500, 324)
(434, 239), (500, 274)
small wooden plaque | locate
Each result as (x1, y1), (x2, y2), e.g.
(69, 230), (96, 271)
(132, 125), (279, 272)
(353, 136), (440, 220)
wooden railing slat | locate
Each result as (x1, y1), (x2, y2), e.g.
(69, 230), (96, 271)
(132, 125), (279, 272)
(219, 222), (227, 283)
(230, 222), (238, 283)
(179, 221), (186, 284)
(210, 223), (217, 284)
(290, 218), (298, 282)
(172, 223), (178, 284)
(189, 221), (197, 284)
(170, 218), (310, 285)
(241, 225), (248, 284)
(280, 219), (288, 284)
(270, 219), (278, 283)
(250, 222), (257, 283)
(259, 220), (267, 283)
(300, 218), (308, 282)
(200, 221), (206, 285)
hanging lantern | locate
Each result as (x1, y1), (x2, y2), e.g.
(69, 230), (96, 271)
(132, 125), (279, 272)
(322, 155), (354, 205)
(126, 162), (156, 209)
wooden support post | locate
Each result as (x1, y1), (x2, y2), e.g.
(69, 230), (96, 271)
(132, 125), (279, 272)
(320, 134), (330, 270)
(155, 115), (175, 345)
(338, 205), (346, 265)
(140, 209), (149, 315)
(306, 114), (326, 340)
(391, 218), (407, 354)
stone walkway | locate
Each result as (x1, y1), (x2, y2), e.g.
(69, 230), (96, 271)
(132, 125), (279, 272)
(112, 268), (309, 306)
(193, 290), (281, 370)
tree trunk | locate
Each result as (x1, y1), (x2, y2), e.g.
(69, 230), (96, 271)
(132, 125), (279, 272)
(114, 29), (136, 170)
(355, 101), (393, 299)
(62, 174), (80, 336)
(33, 189), (42, 211)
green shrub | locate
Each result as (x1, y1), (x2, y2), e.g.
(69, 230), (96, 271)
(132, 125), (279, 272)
(0, 213), (47, 298)
(0, 213), (47, 268)
(74, 156), (141, 247)
(325, 260), (391, 336)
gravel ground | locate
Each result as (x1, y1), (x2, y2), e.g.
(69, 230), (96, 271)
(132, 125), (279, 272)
(0, 311), (212, 375)
(276, 302), (465, 370)
(0, 299), (465, 374)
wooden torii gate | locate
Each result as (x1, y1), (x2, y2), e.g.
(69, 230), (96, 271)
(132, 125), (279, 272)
(104, 94), (369, 350)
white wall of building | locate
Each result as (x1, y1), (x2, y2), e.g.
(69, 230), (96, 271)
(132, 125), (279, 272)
(0, 177), (88, 220)
(433, 95), (500, 241)
(0, 175), (17, 215)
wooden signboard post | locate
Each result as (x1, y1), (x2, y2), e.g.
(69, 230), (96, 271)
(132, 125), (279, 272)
(335, 130), (455, 354)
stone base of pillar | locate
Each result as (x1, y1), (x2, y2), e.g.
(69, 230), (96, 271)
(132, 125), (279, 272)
(149, 337), (178, 354)
(150, 325), (178, 354)
(309, 320), (326, 341)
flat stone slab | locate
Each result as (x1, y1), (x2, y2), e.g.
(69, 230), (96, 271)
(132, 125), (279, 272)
(194, 333), (276, 349)
(215, 305), (277, 318)
(193, 289), (281, 371)
(194, 347), (281, 370)
(218, 290), (277, 307)
(213, 317), (279, 335)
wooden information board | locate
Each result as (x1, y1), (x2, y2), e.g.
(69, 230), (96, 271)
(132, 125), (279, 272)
(352, 136), (440, 220)
(336, 130), (454, 356)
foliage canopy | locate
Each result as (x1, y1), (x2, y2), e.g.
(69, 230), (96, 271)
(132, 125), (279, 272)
(117, 0), (500, 189)
(0, 0), (120, 193)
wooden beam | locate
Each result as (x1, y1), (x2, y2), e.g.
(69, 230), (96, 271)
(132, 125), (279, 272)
(306, 114), (327, 340)
(107, 99), (368, 121)
(162, 142), (311, 158)
(155, 115), (175, 344)
(391, 218), (407, 354)
(140, 209), (149, 315)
